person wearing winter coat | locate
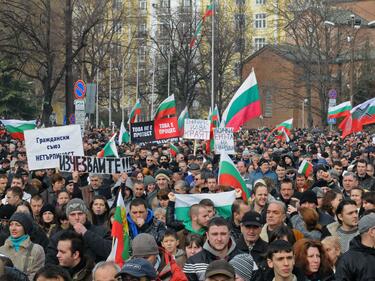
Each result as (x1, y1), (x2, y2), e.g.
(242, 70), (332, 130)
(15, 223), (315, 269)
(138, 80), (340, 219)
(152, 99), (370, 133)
(0, 212), (45, 280)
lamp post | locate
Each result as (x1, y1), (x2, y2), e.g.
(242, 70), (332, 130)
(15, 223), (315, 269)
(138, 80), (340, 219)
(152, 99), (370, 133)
(302, 99), (308, 128)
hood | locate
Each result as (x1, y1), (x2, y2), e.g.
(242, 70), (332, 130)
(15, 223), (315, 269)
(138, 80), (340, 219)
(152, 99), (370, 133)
(203, 236), (237, 258)
(349, 234), (375, 255)
(183, 221), (206, 236)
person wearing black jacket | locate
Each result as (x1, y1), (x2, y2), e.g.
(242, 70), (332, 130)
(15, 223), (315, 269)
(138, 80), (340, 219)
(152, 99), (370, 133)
(46, 198), (111, 265)
(228, 199), (250, 241)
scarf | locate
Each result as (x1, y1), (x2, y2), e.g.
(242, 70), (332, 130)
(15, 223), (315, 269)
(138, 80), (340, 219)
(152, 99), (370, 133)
(127, 209), (154, 238)
(10, 234), (29, 252)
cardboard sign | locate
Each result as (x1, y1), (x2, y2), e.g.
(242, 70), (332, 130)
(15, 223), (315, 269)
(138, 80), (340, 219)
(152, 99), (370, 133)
(214, 127), (235, 154)
(130, 121), (155, 143)
(59, 155), (132, 174)
(183, 119), (211, 140)
(24, 125), (84, 170)
(154, 117), (179, 140)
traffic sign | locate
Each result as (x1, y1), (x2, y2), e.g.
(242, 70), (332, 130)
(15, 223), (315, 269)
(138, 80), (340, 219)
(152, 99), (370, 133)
(74, 100), (85, 111)
(74, 80), (86, 99)
(69, 114), (76, 124)
(328, 89), (337, 99)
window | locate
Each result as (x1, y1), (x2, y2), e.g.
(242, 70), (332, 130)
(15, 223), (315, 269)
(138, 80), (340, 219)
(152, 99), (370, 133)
(235, 13), (245, 29)
(235, 38), (245, 52)
(138, 23), (147, 36)
(138, 46), (146, 61)
(264, 88), (272, 117)
(236, 0), (245, 5)
(256, 0), (266, 4)
(159, 23), (169, 38)
(254, 37), (266, 50)
(182, 0), (191, 7)
(114, 21), (122, 33)
(113, 0), (122, 9)
(160, 0), (170, 8)
(254, 13), (267, 28)
(139, 0), (147, 10)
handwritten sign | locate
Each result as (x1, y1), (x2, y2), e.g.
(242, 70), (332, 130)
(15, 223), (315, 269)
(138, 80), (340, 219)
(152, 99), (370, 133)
(183, 119), (211, 140)
(214, 127), (235, 154)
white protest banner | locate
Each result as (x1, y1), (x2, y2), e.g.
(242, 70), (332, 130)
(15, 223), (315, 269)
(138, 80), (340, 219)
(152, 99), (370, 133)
(24, 125), (84, 170)
(59, 155), (132, 174)
(183, 119), (211, 140)
(214, 127), (235, 155)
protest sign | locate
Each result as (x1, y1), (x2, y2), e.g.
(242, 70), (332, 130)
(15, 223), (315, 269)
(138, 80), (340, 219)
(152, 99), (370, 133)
(59, 155), (132, 174)
(214, 127), (235, 154)
(130, 121), (155, 144)
(154, 117), (180, 140)
(183, 119), (211, 140)
(24, 125), (84, 170)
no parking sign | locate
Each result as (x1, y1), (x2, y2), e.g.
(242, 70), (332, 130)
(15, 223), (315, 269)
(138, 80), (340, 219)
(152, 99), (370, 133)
(74, 80), (86, 99)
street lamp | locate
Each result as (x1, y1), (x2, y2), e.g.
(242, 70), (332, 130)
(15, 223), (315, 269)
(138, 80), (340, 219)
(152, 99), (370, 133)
(302, 99), (308, 128)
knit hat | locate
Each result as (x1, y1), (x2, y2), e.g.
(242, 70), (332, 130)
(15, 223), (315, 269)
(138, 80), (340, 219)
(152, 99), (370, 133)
(205, 260), (235, 279)
(40, 204), (56, 216)
(143, 175), (156, 186)
(131, 233), (159, 257)
(358, 213), (375, 234)
(154, 172), (171, 182)
(9, 213), (33, 235)
(65, 198), (89, 217)
(300, 190), (318, 205)
(0, 205), (16, 220)
(229, 254), (255, 281)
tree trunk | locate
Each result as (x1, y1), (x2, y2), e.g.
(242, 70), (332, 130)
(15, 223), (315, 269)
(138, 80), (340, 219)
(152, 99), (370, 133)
(65, 0), (74, 124)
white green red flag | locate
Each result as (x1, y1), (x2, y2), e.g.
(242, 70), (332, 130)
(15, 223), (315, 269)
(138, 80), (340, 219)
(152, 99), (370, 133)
(154, 95), (177, 120)
(178, 106), (189, 136)
(221, 70), (261, 132)
(218, 153), (250, 201)
(298, 159), (313, 178)
(118, 121), (130, 145)
(189, 1), (214, 48)
(97, 133), (119, 158)
(328, 101), (351, 119)
(128, 99), (141, 124)
(0, 119), (36, 140)
(169, 143), (180, 158)
(107, 191), (130, 267)
(276, 118), (293, 135)
(338, 98), (375, 138)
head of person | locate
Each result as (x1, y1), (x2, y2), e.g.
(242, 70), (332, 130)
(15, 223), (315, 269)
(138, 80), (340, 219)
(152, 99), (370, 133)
(173, 180), (188, 194)
(321, 190), (343, 217)
(266, 201), (286, 231)
(0, 174), (8, 194)
(66, 198), (90, 226)
(116, 258), (157, 281)
(342, 172), (357, 192)
(90, 195), (109, 216)
(161, 229), (179, 255)
(92, 261), (120, 281)
(143, 176), (156, 193)
(275, 164), (286, 180)
(300, 190), (318, 209)
(51, 174), (65, 192)
(206, 217), (231, 253)
(296, 173), (307, 190)
(232, 199), (251, 225)
(129, 199), (148, 227)
(321, 236), (341, 267)
(30, 194), (44, 217)
(56, 231), (84, 268)
(8, 212), (33, 238)
(335, 199), (358, 229)
(57, 190), (71, 206)
(367, 163), (374, 177)
(153, 207), (166, 224)
(156, 189), (170, 209)
(205, 260), (235, 281)
(229, 254), (254, 281)
(199, 199), (216, 218)
(133, 180), (145, 198)
(34, 264), (72, 281)
(266, 240), (295, 280)
(362, 191), (375, 211)
(356, 159), (368, 177)
(40, 204), (56, 225)
(258, 159), (270, 174)
(279, 179), (294, 200)
(269, 224), (296, 245)
(6, 186), (23, 206)
(252, 182), (268, 208)
(240, 211), (262, 245)
(190, 204), (210, 228)
(206, 174), (218, 193)
(358, 212), (375, 248)
(131, 233), (159, 266)
(11, 174), (24, 189)
(350, 187), (363, 207)
(300, 207), (320, 232)
(0, 204), (16, 228)
(155, 172), (170, 190)
(184, 233), (203, 259)
(89, 174), (103, 189)
(293, 239), (331, 277)
(236, 161), (248, 175)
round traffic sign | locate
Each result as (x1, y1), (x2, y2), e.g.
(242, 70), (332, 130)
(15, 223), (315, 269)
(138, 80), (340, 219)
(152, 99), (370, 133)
(74, 80), (86, 99)
(328, 89), (337, 99)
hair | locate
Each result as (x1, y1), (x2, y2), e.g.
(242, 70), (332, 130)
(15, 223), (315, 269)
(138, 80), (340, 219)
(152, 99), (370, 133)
(357, 159), (368, 166)
(51, 173), (64, 185)
(31, 194), (44, 203)
(300, 207), (321, 231)
(162, 229), (178, 241)
(92, 261), (120, 281)
(335, 199), (357, 224)
(232, 199), (247, 216)
(332, 161), (342, 167)
(57, 231), (85, 259)
(30, 178), (43, 192)
(268, 200), (286, 214)
(184, 233), (204, 248)
(343, 172), (358, 181)
(89, 195), (110, 225)
(107, 208), (116, 230)
(34, 264), (72, 281)
(293, 239), (331, 277)
(16, 201), (33, 215)
(174, 180), (189, 193)
(157, 188), (170, 200)
(199, 198), (215, 209)
(130, 198), (148, 210)
(280, 178), (293, 187)
(321, 190), (341, 217)
(363, 191), (375, 204)
(154, 207), (166, 217)
(350, 187), (363, 196)
(321, 236), (341, 252)
(267, 240), (293, 259)
(269, 224), (296, 245)
(253, 183), (268, 195)
(6, 186), (23, 199)
(207, 217), (229, 232)
(11, 174), (24, 185)
(133, 180), (145, 187)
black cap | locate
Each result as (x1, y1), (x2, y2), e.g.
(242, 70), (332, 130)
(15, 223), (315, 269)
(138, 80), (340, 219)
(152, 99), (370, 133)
(258, 158), (270, 166)
(0, 205), (16, 220)
(241, 211), (262, 227)
(300, 190), (318, 205)
(188, 163), (200, 171)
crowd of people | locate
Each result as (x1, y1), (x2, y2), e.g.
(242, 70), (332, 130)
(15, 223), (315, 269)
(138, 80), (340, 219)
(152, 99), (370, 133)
(0, 126), (374, 281)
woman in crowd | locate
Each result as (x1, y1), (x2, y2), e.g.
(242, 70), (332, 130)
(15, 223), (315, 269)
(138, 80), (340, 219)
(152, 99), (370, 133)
(299, 207), (322, 240)
(294, 238), (334, 281)
(184, 233), (203, 259)
(269, 224), (296, 245)
(321, 190), (343, 221)
(321, 236), (341, 273)
(90, 195), (110, 227)
(39, 204), (57, 237)
(56, 190), (70, 210)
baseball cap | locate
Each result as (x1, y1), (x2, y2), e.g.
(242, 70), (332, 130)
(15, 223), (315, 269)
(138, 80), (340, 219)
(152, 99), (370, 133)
(205, 260), (235, 279)
(241, 211), (262, 227)
(116, 258), (157, 278)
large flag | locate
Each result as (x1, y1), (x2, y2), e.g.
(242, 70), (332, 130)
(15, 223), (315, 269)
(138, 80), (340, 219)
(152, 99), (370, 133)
(328, 101), (352, 119)
(128, 99), (141, 124)
(189, 1), (214, 48)
(178, 106), (189, 136)
(107, 191), (130, 267)
(221, 70), (262, 132)
(175, 191), (236, 222)
(154, 95), (177, 120)
(97, 133), (119, 158)
(298, 159), (313, 178)
(338, 98), (375, 138)
(0, 119), (36, 140)
(118, 121), (130, 145)
(218, 153), (250, 201)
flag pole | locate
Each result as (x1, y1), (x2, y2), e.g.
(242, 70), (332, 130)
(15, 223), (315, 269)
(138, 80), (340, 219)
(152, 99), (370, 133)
(121, 57), (125, 124)
(109, 57), (112, 127)
(96, 69), (99, 128)
(211, 0), (215, 111)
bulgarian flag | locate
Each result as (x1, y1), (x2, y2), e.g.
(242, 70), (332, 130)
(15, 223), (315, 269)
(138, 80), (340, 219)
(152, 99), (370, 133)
(97, 133), (119, 158)
(175, 191), (236, 222)
(0, 119), (36, 140)
(189, 1), (214, 48)
(298, 159), (313, 178)
(169, 143), (180, 158)
(218, 153), (250, 201)
(338, 98), (375, 138)
(328, 101), (352, 119)
(276, 118), (293, 135)
(107, 191), (130, 267)
(128, 99), (141, 124)
(178, 106), (189, 136)
(154, 95), (177, 120)
(118, 121), (130, 145)
(221, 70), (261, 132)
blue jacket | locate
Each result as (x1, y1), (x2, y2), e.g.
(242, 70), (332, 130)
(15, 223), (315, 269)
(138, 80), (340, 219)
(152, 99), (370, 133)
(249, 169), (278, 186)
